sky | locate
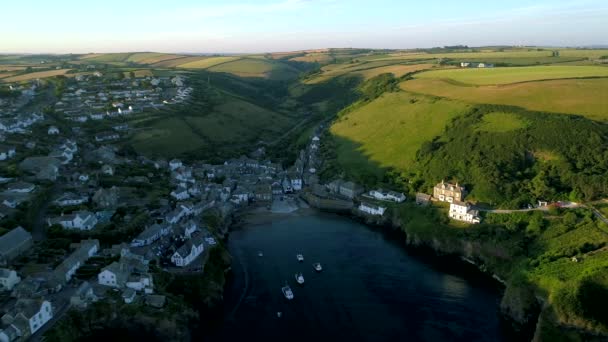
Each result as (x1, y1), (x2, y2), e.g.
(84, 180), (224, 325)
(1, 0), (607, 53)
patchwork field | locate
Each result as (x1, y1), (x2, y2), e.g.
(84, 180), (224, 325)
(207, 58), (299, 80)
(126, 52), (186, 64)
(330, 92), (470, 172)
(306, 61), (435, 84)
(1, 69), (71, 82)
(177, 56), (241, 69)
(80, 53), (133, 62)
(414, 66), (608, 85)
(401, 78), (608, 120)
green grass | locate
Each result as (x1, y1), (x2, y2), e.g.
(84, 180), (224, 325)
(415, 66), (608, 85)
(330, 91), (470, 171)
(208, 58), (299, 80)
(130, 118), (206, 156)
(476, 112), (529, 133)
(177, 56), (241, 69)
(402, 78), (608, 121)
(80, 53), (133, 63)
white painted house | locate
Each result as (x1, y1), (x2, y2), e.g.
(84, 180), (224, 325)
(358, 202), (387, 216)
(48, 211), (98, 230)
(369, 189), (406, 203)
(55, 193), (88, 207)
(448, 202), (481, 224)
(171, 187), (190, 200)
(169, 159), (183, 171)
(0, 146), (16, 161)
(171, 236), (204, 267)
(98, 262), (129, 288)
(0, 269), (20, 291)
(47, 126), (59, 135)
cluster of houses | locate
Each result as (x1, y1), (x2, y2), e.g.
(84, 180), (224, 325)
(55, 74), (192, 123)
(433, 180), (481, 224)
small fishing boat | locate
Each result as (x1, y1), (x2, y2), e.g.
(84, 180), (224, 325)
(258, 251), (263, 257)
(313, 263), (322, 272)
(295, 273), (305, 284)
(296, 254), (304, 262)
(282, 284), (294, 300)
(277, 312), (283, 318)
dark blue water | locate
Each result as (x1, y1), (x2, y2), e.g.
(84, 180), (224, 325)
(213, 212), (505, 342)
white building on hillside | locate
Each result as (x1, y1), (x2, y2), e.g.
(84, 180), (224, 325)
(358, 202), (387, 216)
(171, 236), (204, 267)
(369, 189), (406, 203)
(0, 269), (20, 291)
(448, 201), (481, 224)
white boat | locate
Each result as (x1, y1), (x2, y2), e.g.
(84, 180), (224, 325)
(282, 285), (294, 300)
(258, 251), (263, 257)
(295, 273), (305, 284)
(296, 254), (304, 262)
(313, 263), (322, 272)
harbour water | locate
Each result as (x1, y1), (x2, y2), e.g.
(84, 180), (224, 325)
(212, 210), (507, 342)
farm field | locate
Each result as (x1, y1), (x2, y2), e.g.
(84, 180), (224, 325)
(80, 53), (133, 62)
(126, 52), (186, 64)
(330, 92), (470, 172)
(207, 58), (299, 80)
(414, 66), (608, 85)
(151, 56), (206, 68)
(177, 56), (241, 69)
(401, 77), (608, 120)
(306, 61), (435, 84)
(1, 69), (71, 82)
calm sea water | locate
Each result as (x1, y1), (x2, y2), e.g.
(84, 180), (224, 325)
(211, 212), (506, 342)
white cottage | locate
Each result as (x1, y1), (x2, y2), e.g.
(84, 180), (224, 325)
(171, 236), (204, 267)
(448, 201), (481, 224)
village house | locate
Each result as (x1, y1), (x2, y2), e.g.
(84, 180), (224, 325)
(254, 183), (272, 202)
(358, 202), (387, 216)
(171, 235), (204, 267)
(433, 180), (466, 203)
(339, 181), (364, 199)
(0, 269), (20, 291)
(47, 126), (59, 135)
(368, 189), (406, 203)
(448, 201), (481, 224)
(0, 227), (33, 264)
(6, 182), (35, 194)
(130, 224), (169, 247)
(1, 299), (53, 337)
(48, 211), (98, 230)
(54, 192), (88, 207)
(126, 273), (154, 294)
(169, 159), (183, 171)
(94, 131), (119, 142)
(98, 262), (130, 288)
(0, 145), (16, 161)
(69, 281), (98, 309)
(101, 164), (114, 176)
(122, 288), (136, 304)
(52, 240), (99, 285)
(171, 186), (190, 200)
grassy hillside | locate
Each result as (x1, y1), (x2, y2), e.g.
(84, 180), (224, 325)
(177, 56), (241, 69)
(208, 58), (300, 80)
(415, 66), (608, 85)
(1, 69), (71, 82)
(413, 105), (608, 206)
(401, 78), (608, 121)
(330, 92), (469, 173)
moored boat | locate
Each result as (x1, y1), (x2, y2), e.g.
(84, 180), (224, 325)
(282, 284), (294, 300)
(313, 262), (322, 272)
(295, 273), (305, 284)
(297, 254), (304, 262)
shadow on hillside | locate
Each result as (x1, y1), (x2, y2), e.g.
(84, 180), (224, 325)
(321, 134), (397, 188)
